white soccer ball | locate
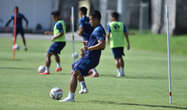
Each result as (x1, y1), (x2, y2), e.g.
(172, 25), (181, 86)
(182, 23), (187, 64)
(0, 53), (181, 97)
(38, 65), (45, 73)
(49, 87), (63, 100)
(72, 52), (78, 59)
(12, 44), (20, 50)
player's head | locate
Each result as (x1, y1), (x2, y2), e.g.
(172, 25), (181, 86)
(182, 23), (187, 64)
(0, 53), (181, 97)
(14, 6), (19, 13)
(51, 11), (60, 22)
(111, 12), (119, 21)
(80, 7), (87, 17)
(89, 10), (101, 27)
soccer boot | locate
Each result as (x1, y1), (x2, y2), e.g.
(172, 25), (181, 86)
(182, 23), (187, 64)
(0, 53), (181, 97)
(79, 88), (88, 94)
(56, 67), (62, 72)
(59, 97), (75, 102)
(40, 72), (50, 75)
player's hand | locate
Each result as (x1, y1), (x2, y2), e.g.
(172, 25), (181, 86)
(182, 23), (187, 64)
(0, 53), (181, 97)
(51, 37), (56, 41)
(4, 26), (9, 32)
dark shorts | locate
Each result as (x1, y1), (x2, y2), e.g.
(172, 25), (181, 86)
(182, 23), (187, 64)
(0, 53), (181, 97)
(13, 28), (25, 36)
(72, 57), (98, 76)
(112, 47), (124, 59)
(48, 42), (66, 55)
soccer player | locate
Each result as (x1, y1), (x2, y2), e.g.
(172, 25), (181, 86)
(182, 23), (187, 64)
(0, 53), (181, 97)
(5, 6), (29, 51)
(60, 10), (106, 102)
(40, 11), (66, 75)
(107, 12), (130, 77)
(77, 7), (99, 78)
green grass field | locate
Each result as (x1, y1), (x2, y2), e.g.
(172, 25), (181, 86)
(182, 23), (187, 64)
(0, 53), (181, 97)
(0, 33), (187, 110)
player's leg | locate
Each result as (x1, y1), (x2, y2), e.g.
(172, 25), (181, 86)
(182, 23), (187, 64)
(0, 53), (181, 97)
(54, 54), (62, 72)
(54, 42), (66, 72)
(60, 70), (81, 102)
(20, 28), (27, 51)
(77, 75), (88, 94)
(115, 58), (122, 77)
(40, 52), (53, 75)
(119, 57), (125, 76)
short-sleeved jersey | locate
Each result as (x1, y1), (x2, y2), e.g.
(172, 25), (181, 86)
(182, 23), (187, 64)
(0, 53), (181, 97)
(79, 16), (93, 41)
(84, 24), (106, 63)
(10, 13), (28, 29)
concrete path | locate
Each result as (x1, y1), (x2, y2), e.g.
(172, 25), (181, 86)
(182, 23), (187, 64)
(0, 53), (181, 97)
(0, 33), (83, 41)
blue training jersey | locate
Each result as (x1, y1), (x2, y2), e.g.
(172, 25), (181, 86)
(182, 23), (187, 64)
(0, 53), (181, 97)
(7, 13), (28, 29)
(84, 24), (106, 63)
(79, 16), (93, 41)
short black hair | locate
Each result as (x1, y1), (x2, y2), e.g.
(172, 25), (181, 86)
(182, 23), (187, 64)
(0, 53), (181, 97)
(90, 10), (101, 21)
(80, 7), (87, 15)
(15, 6), (19, 11)
(111, 12), (119, 20)
(51, 11), (60, 17)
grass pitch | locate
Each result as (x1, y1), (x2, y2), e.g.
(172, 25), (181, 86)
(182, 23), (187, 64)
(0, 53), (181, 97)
(0, 33), (187, 110)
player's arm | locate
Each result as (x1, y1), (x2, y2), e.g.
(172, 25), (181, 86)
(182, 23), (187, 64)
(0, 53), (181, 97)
(106, 25), (111, 45)
(77, 19), (84, 36)
(123, 24), (130, 50)
(77, 26), (84, 36)
(4, 16), (13, 27)
(52, 32), (64, 40)
(124, 32), (130, 50)
(22, 14), (29, 30)
(106, 32), (110, 45)
(44, 31), (53, 35)
(87, 39), (105, 51)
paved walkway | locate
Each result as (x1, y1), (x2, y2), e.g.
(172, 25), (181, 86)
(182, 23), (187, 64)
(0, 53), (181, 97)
(0, 33), (83, 41)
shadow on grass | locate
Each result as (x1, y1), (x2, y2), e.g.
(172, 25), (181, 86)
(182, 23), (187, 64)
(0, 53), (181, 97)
(0, 58), (22, 61)
(100, 72), (174, 80)
(0, 66), (34, 70)
(91, 100), (187, 110)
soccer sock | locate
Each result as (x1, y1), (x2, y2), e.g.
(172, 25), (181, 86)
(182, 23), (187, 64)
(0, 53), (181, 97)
(80, 81), (87, 89)
(121, 67), (125, 75)
(68, 92), (74, 99)
(57, 63), (61, 68)
(24, 45), (27, 48)
(92, 68), (97, 75)
(45, 67), (49, 73)
(117, 68), (121, 74)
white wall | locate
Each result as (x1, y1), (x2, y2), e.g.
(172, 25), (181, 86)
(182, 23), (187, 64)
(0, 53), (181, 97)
(0, 0), (59, 31)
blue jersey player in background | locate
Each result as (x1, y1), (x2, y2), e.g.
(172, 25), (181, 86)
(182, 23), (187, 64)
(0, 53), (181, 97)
(77, 7), (100, 78)
(5, 6), (29, 51)
(60, 10), (106, 102)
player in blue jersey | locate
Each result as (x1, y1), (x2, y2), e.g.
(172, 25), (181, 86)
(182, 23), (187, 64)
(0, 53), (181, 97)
(5, 6), (29, 51)
(77, 7), (100, 78)
(60, 10), (106, 102)
(40, 11), (66, 75)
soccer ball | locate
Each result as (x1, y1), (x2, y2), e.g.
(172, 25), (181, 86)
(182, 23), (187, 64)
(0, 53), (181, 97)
(12, 44), (20, 50)
(49, 87), (63, 100)
(38, 65), (45, 73)
(72, 52), (78, 59)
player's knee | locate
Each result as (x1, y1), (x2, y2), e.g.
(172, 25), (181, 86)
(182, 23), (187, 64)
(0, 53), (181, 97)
(72, 70), (80, 77)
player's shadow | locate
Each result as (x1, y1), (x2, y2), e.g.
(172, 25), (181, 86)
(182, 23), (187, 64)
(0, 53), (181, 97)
(91, 100), (187, 110)
(0, 66), (34, 70)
